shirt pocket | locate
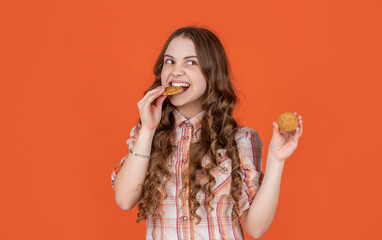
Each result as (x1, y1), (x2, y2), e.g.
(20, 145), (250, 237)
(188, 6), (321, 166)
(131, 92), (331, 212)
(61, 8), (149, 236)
(200, 153), (232, 196)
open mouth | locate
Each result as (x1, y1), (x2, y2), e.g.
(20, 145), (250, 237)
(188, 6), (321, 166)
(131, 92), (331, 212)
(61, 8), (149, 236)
(170, 82), (190, 92)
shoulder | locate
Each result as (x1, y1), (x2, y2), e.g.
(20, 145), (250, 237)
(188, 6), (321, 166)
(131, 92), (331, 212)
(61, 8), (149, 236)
(235, 126), (263, 149)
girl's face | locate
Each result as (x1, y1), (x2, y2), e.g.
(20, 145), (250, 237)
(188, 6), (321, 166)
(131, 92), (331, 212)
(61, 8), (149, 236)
(161, 36), (207, 119)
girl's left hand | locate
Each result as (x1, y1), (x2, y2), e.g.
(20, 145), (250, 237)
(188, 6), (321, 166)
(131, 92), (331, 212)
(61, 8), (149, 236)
(268, 112), (303, 162)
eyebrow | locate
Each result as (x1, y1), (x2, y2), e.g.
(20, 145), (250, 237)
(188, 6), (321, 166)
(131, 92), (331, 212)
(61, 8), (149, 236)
(164, 54), (198, 59)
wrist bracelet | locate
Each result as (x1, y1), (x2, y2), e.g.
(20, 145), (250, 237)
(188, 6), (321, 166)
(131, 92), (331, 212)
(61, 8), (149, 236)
(129, 149), (150, 159)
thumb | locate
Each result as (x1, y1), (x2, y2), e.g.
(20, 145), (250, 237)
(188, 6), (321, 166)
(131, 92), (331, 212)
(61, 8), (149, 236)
(155, 95), (167, 109)
(272, 122), (280, 135)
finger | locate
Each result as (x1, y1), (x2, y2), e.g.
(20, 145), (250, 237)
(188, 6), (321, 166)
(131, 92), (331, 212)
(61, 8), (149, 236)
(140, 86), (164, 103)
(272, 122), (280, 135)
(139, 86), (164, 106)
(155, 95), (167, 109)
(294, 112), (304, 120)
(281, 130), (289, 138)
(143, 87), (165, 107)
(293, 119), (303, 140)
(293, 113), (303, 136)
(293, 127), (300, 142)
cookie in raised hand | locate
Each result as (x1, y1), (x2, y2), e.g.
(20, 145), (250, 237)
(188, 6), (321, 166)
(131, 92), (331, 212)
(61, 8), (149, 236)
(162, 86), (184, 96)
(277, 112), (299, 132)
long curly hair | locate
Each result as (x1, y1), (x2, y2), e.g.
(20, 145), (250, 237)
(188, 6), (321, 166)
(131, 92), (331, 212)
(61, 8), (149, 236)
(135, 26), (243, 224)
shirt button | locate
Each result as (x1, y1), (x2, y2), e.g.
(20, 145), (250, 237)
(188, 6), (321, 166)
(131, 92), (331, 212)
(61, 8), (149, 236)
(184, 136), (189, 140)
(183, 216), (188, 221)
(222, 167), (228, 173)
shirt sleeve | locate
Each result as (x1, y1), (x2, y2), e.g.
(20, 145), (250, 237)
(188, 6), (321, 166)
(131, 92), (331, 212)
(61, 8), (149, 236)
(236, 127), (263, 217)
(111, 125), (138, 188)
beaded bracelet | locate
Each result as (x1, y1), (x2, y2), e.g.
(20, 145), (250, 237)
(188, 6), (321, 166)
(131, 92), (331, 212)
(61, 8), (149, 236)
(129, 149), (150, 159)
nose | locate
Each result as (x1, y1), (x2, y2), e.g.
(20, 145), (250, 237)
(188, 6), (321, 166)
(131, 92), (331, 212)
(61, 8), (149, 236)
(172, 65), (185, 76)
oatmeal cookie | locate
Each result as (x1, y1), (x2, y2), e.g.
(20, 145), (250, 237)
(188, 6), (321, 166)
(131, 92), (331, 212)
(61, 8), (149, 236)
(162, 86), (184, 96)
(277, 112), (299, 132)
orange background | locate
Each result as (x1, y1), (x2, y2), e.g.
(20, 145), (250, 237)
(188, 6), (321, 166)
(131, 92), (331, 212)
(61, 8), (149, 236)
(1, 0), (381, 239)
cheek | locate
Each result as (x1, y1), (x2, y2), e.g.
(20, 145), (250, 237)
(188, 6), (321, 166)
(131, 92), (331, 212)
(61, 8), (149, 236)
(196, 74), (207, 90)
(201, 82), (207, 95)
(160, 69), (169, 84)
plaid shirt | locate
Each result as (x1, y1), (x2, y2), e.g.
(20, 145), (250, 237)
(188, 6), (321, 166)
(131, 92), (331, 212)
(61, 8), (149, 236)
(111, 109), (263, 240)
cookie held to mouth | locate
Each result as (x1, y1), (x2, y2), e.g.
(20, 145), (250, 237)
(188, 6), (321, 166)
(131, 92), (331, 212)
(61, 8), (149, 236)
(277, 112), (299, 132)
(162, 86), (184, 96)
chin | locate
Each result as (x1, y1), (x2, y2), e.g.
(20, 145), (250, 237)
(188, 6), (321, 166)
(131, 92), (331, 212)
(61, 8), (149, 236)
(169, 98), (187, 107)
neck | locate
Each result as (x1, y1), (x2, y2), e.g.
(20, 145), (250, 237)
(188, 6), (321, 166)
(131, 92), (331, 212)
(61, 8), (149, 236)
(176, 106), (203, 119)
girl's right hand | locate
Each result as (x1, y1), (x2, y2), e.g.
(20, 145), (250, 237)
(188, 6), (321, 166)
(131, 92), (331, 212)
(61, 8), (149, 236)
(137, 85), (167, 131)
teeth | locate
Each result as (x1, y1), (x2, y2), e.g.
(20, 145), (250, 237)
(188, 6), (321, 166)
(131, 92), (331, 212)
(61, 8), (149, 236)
(171, 82), (190, 87)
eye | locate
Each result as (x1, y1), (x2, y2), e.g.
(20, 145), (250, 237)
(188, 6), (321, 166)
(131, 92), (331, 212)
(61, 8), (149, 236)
(187, 60), (197, 65)
(164, 59), (174, 64)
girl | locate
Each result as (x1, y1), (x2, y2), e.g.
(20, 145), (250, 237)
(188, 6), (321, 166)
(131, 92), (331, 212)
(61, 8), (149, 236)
(111, 26), (303, 240)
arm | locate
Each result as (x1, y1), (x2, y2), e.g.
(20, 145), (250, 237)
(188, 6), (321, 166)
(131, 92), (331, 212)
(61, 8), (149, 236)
(112, 85), (167, 211)
(241, 113), (303, 239)
(112, 128), (156, 211)
(241, 155), (284, 239)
